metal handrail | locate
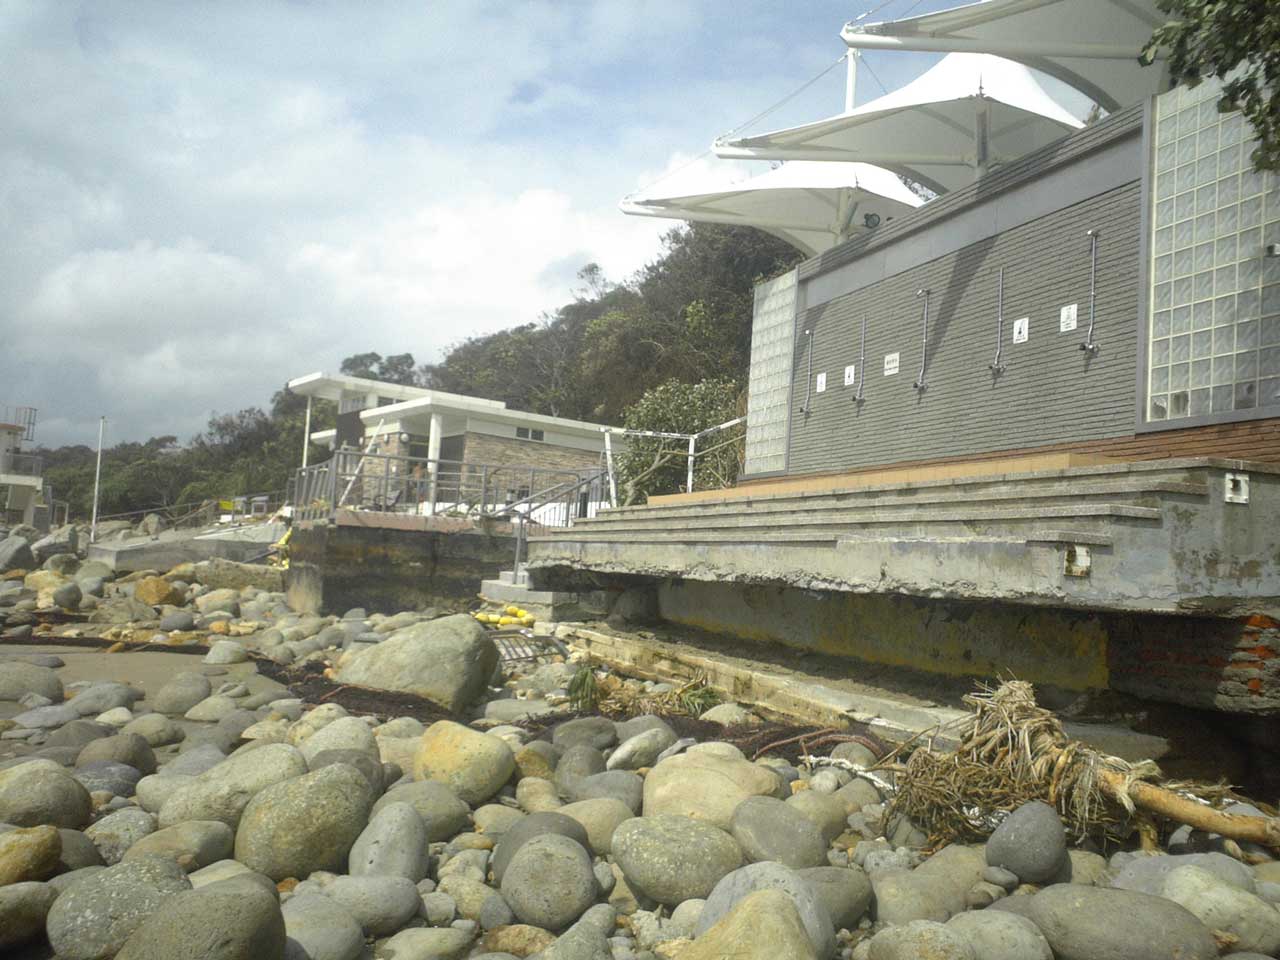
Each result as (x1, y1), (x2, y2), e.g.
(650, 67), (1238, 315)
(0, 406), (36, 441)
(290, 450), (606, 528)
(0, 452), (42, 477)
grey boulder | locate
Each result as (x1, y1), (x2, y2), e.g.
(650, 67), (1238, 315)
(697, 861), (836, 959)
(1022, 883), (1217, 960)
(336, 614), (498, 712)
(984, 801), (1067, 884)
(46, 854), (193, 960)
(0, 758), (92, 828)
(0, 880), (58, 950)
(234, 763), (373, 881)
(371, 780), (471, 842)
(159, 742), (308, 828)
(797, 865), (873, 930)
(731, 796), (829, 870)
(492, 811), (591, 884)
(86, 807), (158, 865)
(612, 814), (744, 905)
(114, 873), (285, 960)
(282, 892), (364, 960)
(0, 661), (63, 702)
(324, 874), (423, 936)
(348, 801), (430, 880)
(945, 909), (1053, 960)
(499, 833), (597, 932)
(867, 920), (974, 960)
(151, 672), (212, 715)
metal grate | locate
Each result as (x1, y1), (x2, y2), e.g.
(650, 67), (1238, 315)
(491, 628), (568, 665)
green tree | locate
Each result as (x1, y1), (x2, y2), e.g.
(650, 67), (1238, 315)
(615, 379), (743, 505)
(338, 351), (419, 385)
(1143, 0), (1280, 169)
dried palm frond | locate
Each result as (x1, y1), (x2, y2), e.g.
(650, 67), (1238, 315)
(890, 680), (1264, 848)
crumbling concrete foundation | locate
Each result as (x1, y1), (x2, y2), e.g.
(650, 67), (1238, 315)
(286, 513), (515, 615)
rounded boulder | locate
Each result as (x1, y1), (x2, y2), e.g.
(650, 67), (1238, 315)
(0, 758), (92, 828)
(114, 874), (285, 960)
(698, 861), (836, 960)
(1023, 883), (1218, 960)
(348, 801), (430, 880)
(234, 763), (373, 881)
(500, 833), (597, 931)
(46, 854), (193, 960)
(644, 751), (784, 829)
(613, 814), (744, 906)
(984, 801), (1067, 884)
(412, 720), (515, 806)
(0, 661), (63, 703)
(731, 796), (829, 869)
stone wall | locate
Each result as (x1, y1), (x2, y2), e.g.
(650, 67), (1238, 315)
(461, 431), (601, 475)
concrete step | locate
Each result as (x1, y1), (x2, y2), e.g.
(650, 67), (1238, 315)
(578, 477), (1207, 526)
(535, 502), (1161, 541)
(480, 579), (578, 605)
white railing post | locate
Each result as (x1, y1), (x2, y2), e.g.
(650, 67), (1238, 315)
(687, 435), (697, 493)
(603, 430), (618, 507)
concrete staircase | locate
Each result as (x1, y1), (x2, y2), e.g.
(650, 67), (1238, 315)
(528, 458), (1280, 615)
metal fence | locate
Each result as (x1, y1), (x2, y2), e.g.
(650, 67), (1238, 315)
(291, 449), (609, 530)
(0, 452), (42, 477)
(0, 406), (37, 442)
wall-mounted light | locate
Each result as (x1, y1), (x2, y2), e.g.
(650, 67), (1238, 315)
(863, 212), (881, 230)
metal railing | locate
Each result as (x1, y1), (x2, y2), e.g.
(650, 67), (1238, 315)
(0, 406), (36, 442)
(0, 452), (42, 477)
(291, 449), (609, 529)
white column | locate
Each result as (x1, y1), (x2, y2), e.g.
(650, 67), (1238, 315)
(301, 395), (312, 469)
(427, 412), (442, 513)
(90, 417), (105, 544)
(686, 435), (697, 493)
(845, 49), (859, 112)
(973, 100), (990, 180)
(603, 431), (618, 508)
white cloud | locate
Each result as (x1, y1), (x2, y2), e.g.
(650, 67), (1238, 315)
(0, 1), (958, 447)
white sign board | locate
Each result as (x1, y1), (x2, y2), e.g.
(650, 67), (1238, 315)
(884, 353), (900, 376)
(1013, 317), (1029, 344)
(1059, 303), (1078, 333)
(815, 372), (827, 394)
(843, 364), (856, 386)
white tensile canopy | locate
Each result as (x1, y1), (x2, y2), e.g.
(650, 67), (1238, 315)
(715, 53), (1083, 195)
(620, 161), (924, 257)
(840, 0), (1170, 113)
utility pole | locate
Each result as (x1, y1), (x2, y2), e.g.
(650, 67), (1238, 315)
(90, 417), (105, 543)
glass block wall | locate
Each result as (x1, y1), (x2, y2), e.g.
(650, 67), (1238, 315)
(744, 268), (797, 474)
(1147, 78), (1280, 422)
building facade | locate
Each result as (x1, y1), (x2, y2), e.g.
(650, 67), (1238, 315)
(530, 79), (1280, 717)
(0, 406), (44, 528)
(742, 81), (1280, 484)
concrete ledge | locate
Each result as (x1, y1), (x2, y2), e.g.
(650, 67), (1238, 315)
(480, 580), (579, 605)
(561, 625), (1177, 761)
(561, 624), (969, 747)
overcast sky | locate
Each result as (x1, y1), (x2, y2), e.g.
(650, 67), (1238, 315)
(2, 1), (980, 448)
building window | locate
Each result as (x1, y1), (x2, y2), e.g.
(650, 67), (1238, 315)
(339, 396), (366, 414)
(377, 396), (396, 407)
(1146, 79), (1280, 423)
(515, 427), (545, 441)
